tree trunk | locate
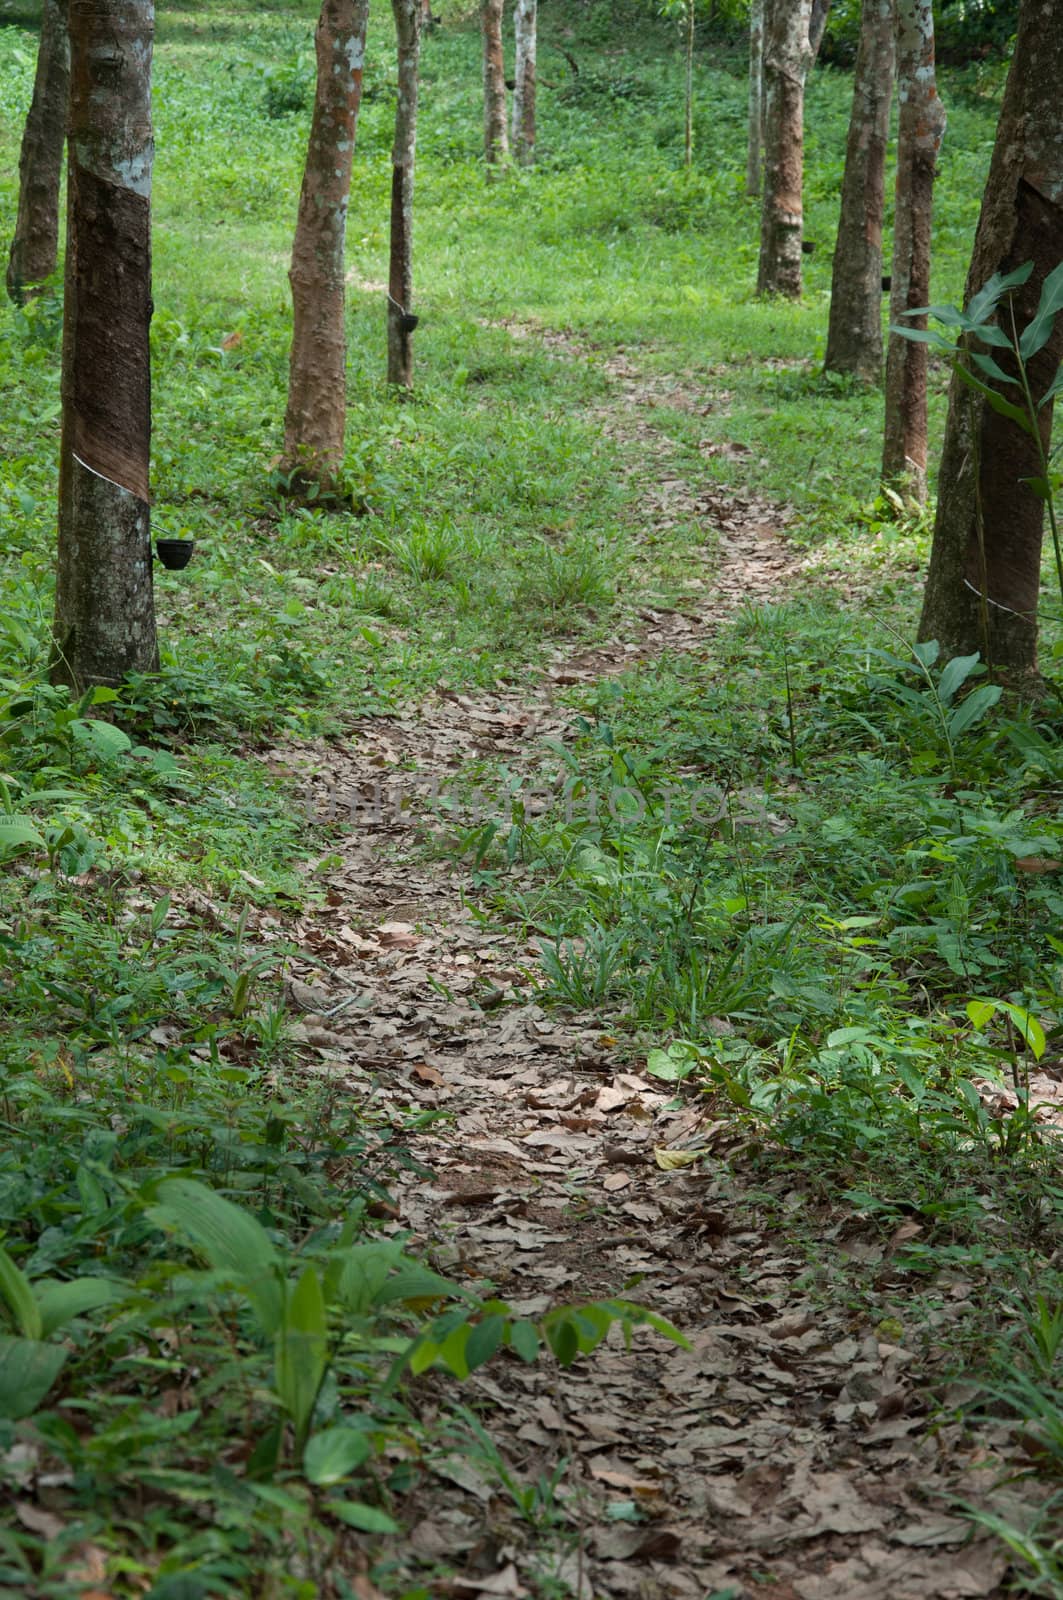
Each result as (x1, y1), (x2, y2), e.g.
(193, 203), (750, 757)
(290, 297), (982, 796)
(757, 0), (812, 298)
(388, 0), (422, 388)
(482, 0), (508, 168)
(7, 0), (69, 303)
(280, 0), (370, 489)
(881, 0), (946, 498)
(824, 0), (894, 382)
(746, 0), (764, 197)
(684, 0), (694, 169)
(512, 0), (537, 166)
(51, 0), (157, 694)
(809, 0), (832, 59)
(917, 0), (1063, 678)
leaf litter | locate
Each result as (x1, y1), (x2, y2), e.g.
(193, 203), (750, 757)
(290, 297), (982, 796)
(266, 328), (1038, 1598)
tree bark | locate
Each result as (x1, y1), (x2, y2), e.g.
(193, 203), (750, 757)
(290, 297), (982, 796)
(7, 0), (69, 303)
(683, 0), (694, 169)
(388, 0), (422, 388)
(824, 0), (894, 382)
(512, 0), (537, 166)
(51, 0), (157, 694)
(809, 0), (832, 59)
(881, 0), (946, 498)
(757, 0), (812, 298)
(481, 0), (508, 168)
(746, 0), (764, 196)
(917, 0), (1063, 678)
(280, 0), (369, 489)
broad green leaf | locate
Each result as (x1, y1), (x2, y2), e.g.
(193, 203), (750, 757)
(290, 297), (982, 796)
(937, 653), (982, 704)
(70, 718), (132, 760)
(967, 999), (997, 1030)
(324, 1500), (400, 1534)
(1019, 260), (1063, 360)
(0, 1337), (66, 1418)
(1039, 367), (1063, 409)
(335, 1242), (404, 1315)
(275, 1266), (328, 1442)
(0, 816), (45, 857)
(149, 1178), (282, 1336)
(373, 1265), (459, 1307)
(508, 1318), (540, 1363)
(966, 261), (1034, 326)
(948, 684), (1002, 740)
(995, 1002), (1047, 1061)
(646, 1044), (697, 1081)
(0, 1244), (41, 1339)
(303, 1426), (371, 1485)
(956, 364), (1036, 434)
(465, 1314), (506, 1371)
(546, 1314), (579, 1367)
(36, 1277), (124, 1337)
(912, 639), (940, 668)
(888, 324), (950, 346)
(434, 1321), (472, 1379)
(1022, 476), (1055, 500)
(968, 349), (1018, 386)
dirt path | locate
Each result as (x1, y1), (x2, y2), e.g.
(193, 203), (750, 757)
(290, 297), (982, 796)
(270, 334), (1019, 1599)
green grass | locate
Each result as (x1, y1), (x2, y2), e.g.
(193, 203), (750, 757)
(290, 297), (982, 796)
(3, 0), (1062, 1593)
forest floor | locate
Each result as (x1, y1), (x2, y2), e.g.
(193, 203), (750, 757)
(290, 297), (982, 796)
(267, 329), (1035, 1600)
(3, 8), (1062, 1597)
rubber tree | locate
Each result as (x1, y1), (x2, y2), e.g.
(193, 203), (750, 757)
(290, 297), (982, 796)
(7, 0), (69, 302)
(917, 0), (1063, 678)
(52, 0), (158, 693)
(809, 0), (832, 58)
(757, 0), (813, 298)
(824, 0), (895, 382)
(481, 0), (508, 167)
(280, 0), (370, 490)
(881, 0), (946, 497)
(388, 0), (422, 387)
(746, 0), (764, 196)
(511, 0), (537, 165)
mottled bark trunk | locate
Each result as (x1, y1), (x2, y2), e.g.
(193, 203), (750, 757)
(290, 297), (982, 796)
(684, 0), (694, 169)
(512, 0), (537, 165)
(746, 0), (764, 196)
(809, 0), (832, 59)
(51, 0), (156, 693)
(7, 0), (69, 302)
(757, 0), (813, 298)
(824, 0), (894, 382)
(388, 0), (422, 388)
(281, 0), (369, 488)
(882, 0), (946, 498)
(918, 0), (1063, 678)
(481, 0), (508, 168)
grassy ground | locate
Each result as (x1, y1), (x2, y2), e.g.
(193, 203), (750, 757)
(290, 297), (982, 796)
(2, 1), (1062, 1594)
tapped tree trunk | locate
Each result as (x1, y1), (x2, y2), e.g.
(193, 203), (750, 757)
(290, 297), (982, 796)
(917, 0), (1063, 679)
(52, 0), (157, 693)
(746, 0), (764, 196)
(7, 0), (69, 302)
(824, 0), (894, 382)
(808, 0), (832, 59)
(757, 0), (812, 298)
(388, 0), (422, 388)
(481, 0), (508, 168)
(882, 0), (946, 498)
(280, 0), (369, 489)
(512, 0), (537, 165)
(683, 0), (694, 169)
